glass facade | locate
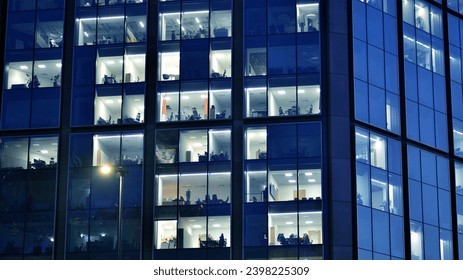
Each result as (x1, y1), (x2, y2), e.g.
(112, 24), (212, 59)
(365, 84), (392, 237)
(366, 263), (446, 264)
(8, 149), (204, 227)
(1, 0), (463, 261)
(0, 135), (59, 259)
(1, 1), (65, 129)
(353, 0), (461, 260)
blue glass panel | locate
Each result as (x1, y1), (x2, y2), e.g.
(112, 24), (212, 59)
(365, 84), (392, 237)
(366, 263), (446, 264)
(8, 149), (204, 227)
(419, 105), (435, 147)
(6, 11), (36, 50)
(297, 33), (320, 73)
(384, 14), (397, 55)
(71, 86), (95, 126)
(372, 209), (389, 255)
(367, 45), (385, 88)
(354, 79), (369, 123)
(268, 0), (296, 34)
(417, 67), (433, 108)
(409, 179), (423, 222)
(180, 40), (209, 80)
(390, 214), (404, 258)
(438, 189), (452, 230)
(422, 184), (438, 226)
(358, 249), (372, 260)
(268, 35), (296, 75)
(385, 53), (398, 94)
(433, 74), (447, 113)
(244, 0), (266, 36)
(268, 124), (297, 159)
(354, 39), (368, 81)
(244, 204), (268, 247)
(369, 85), (386, 128)
(435, 112), (448, 152)
(1, 89), (32, 129)
(421, 151), (436, 186)
(436, 156), (449, 190)
(298, 123), (321, 159)
(30, 88), (60, 128)
(69, 134), (93, 168)
(404, 61), (417, 101)
(352, 0), (366, 41)
(423, 224), (439, 260)
(73, 47), (96, 86)
(357, 205), (372, 250)
(366, 5), (384, 48)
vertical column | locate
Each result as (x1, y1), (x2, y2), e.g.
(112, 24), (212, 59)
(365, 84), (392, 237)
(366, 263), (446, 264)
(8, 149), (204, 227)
(442, 2), (460, 260)
(231, 0), (244, 260)
(54, 0), (76, 260)
(325, 0), (354, 259)
(0, 0), (6, 110)
(141, 0), (158, 260)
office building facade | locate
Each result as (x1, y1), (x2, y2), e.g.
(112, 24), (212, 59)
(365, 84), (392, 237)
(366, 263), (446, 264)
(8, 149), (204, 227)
(0, 0), (461, 260)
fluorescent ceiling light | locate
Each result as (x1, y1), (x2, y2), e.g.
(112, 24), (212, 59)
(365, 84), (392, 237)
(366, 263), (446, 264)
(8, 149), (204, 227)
(277, 90), (286, 95)
(289, 179), (296, 183)
(139, 21), (145, 28)
(285, 173), (293, 177)
(308, 179), (316, 183)
(305, 172), (313, 176)
(106, 60), (115, 65)
(56, 63), (62, 68)
(40, 150), (49, 154)
(19, 65), (29, 70)
(84, 31), (89, 37)
(37, 64), (46, 69)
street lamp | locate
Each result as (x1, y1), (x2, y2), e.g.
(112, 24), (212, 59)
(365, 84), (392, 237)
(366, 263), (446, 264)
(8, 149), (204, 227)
(100, 164), (126, 260)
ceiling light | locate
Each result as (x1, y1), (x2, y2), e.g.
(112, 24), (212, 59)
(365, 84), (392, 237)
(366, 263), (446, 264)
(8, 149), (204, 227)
(200, 94), (207, 99)
(193, 142), (203, 147)
(298, 89), (305, 94)
(277, 90), (286, 95)
(32, 144), (40, 147)
(285, 173), (293, 177)
(181, 96), (190, 100)
(139, 21), (145, 28)
(212, 224), (221, 228)
(40, 150), (49, 154)
(192, 225), (202, 228)
(176, 19), (180, 25)
(37, 64), (46, 69)
(289, 179), (296, 183)
(104, 100), (114, 104)
(56, 63), (62, 68)
(308, 179), (316, 183)
(305, 221), (314, 224)
(305, 172), (313, 176)
(195, 17), (200, 23)
(106, 60), (115, 65)
(285, 222), (294, 225)
(19, 65), (29, 70)
(134, 99), (141, 102)
(119, 60), (124, 64)
(84, 31), (89, 37)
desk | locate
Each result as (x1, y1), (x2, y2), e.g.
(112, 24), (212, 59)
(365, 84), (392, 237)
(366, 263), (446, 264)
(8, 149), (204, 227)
(251, 110), (267, 117)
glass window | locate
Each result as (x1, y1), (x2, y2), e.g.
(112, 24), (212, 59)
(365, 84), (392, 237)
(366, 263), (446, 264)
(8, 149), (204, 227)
(158, 43), (180, 81)
(35, 10), (64, 49)
(6, 11), (36, 50)
(210, 40), (232, 78)
(126, 5), (147, 43)
(297, 0), (319, 33)
(268, 35), (296, 75)
(244, 0), (266, 36)
(268, 0), (296, 34)
(180, 40), (209, 80)
(244, 36), (267, 76)
(211, 0), (232, 38)
(182, 2), (209, 40)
